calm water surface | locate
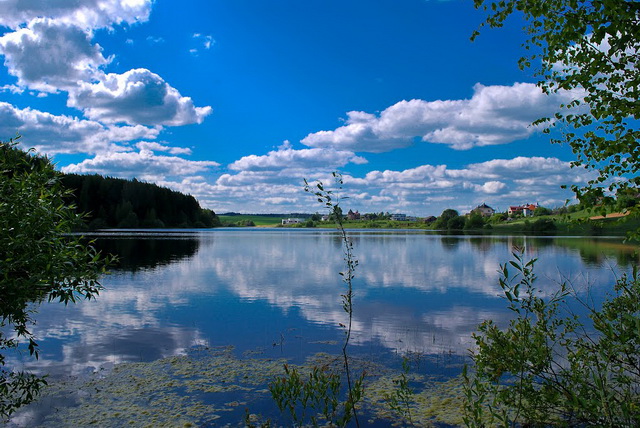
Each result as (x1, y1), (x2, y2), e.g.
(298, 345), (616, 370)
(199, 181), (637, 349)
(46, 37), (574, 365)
(8, 229), (639, 425)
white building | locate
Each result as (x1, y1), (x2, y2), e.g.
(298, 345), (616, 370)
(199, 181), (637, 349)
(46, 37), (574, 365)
(472, 203), (495, 217)
(282, 218), (303, 225)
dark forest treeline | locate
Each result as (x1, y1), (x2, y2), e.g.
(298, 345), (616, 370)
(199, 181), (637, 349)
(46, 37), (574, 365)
(62, 174), (221, 229)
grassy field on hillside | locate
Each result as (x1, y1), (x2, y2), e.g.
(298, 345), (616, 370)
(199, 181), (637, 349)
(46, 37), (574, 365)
(489, 210), (640, 236)
(218, 214), (285, 226)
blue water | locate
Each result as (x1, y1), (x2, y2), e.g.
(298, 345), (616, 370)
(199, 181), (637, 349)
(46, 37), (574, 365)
(9, 229), (634, 376)
(6, 229), (638, 426)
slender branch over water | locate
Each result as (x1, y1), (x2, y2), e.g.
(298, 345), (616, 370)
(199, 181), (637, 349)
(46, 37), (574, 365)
(304, 172), (362, 427)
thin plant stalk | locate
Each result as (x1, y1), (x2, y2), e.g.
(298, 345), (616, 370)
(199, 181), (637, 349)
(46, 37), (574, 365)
(304, 172), (361, 427)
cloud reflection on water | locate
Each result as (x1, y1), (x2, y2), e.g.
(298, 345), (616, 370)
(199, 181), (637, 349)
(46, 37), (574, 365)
(14, 230), (635, 377)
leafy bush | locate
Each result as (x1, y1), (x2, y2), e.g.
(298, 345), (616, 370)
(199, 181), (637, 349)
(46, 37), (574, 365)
(488, 213), (507, 224)
(447, 215), (466, 231)
(0, 138), (112, 419)
(434, 209), (459, 229)
(464, 213), (485, 230)
(534, 206), (552, 216)
(463, 252), (640, 426)
(523, 218), (557, 233)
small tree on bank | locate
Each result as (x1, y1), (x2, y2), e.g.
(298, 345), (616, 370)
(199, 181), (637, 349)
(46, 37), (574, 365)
(0, 137), (112, 419)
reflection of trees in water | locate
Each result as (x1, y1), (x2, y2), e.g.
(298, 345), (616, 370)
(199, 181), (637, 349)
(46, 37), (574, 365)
(551, 238), (640, 268)
(93, 237), (199, 271)
(528, 237), (556, 250)
(576, 245), (639, 268)
(468, 237), (495, 253)
(440, 237), (460, 251)
(505, 236), (555, 252)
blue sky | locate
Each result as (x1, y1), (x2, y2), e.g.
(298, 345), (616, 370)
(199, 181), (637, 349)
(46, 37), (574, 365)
(0, 0), (591, 216)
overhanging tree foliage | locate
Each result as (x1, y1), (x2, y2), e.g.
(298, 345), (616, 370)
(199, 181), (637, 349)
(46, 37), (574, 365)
(0, 137), (112, 419)
(463, 2), (640, 426)
(473, 0), (640, 206)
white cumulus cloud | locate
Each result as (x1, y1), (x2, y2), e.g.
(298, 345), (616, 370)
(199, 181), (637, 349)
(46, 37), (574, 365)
(480, 181), (507, 194)
(162, 152), (588, 216)
(62, 149), (220, 182)
(302, 83), (579, 152)
(0, 0), (153, 30)
(0, 2), (211, 129)
(0, 101), (159, 154)
(136, 141), (193, 155)
(67, 69), (213, 126)
(0, 19), (110, 93)
(228, 141), (367, 171)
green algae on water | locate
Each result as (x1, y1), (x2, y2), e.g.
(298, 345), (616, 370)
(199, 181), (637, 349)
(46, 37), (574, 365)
(19, 346), (469, 427)
(26, 346), (287, 427)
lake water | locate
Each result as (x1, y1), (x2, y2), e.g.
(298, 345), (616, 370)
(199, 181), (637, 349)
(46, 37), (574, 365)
(8, 229), (639, 426)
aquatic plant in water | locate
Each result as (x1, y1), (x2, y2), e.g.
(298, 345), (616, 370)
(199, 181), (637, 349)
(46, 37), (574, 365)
(268, 173), (365, 427)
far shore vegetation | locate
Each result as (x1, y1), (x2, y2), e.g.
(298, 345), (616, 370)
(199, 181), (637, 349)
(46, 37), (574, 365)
(62, 173), (221, 229)
(270, 204), (640, 237)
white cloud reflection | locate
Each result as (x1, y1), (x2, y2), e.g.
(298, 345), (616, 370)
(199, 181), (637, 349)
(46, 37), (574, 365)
(10, 231), (631, 381)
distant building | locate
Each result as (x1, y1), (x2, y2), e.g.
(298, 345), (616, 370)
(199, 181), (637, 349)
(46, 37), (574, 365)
(282, 218), (303, 225)
(422, 216), (437, 224)
(508, 203), (538, 217)
(347, 210), (361, 220)
(390, 213), (406, 221)
(508, 206), (521, 216)
(472, 203), (495, 217)
(522, 203), (538, 217)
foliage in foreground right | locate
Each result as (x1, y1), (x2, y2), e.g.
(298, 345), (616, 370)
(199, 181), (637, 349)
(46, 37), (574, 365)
(463, 252), (640, 427)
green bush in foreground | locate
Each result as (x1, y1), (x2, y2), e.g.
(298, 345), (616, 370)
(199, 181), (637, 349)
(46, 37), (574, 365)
(463, 252), (640, 426)
(0, 138), (112, 419)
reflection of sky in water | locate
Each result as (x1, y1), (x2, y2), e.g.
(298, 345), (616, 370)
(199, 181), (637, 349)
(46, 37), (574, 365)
(10, 230), (638, 378)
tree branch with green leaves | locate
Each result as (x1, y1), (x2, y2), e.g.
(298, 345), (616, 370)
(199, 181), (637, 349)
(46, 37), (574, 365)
(473, 0), (640, 209)
(0, 136), (113, 419)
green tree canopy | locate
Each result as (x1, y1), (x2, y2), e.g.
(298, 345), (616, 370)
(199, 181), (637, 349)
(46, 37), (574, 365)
(434, 208), (460, 229)
(62, 174), (221, 229)
(0, 138), (112, 418)
(473, 0), (640, 205)
(447, 215), (466, 231)
(533, 206), (552, 216)
(464, 212), (485, 230)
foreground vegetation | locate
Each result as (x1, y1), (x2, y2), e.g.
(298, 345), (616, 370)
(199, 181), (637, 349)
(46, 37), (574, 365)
(463, 252), (640, 426)
(0, 138), (112, 418)
(460, 0), (640, 425)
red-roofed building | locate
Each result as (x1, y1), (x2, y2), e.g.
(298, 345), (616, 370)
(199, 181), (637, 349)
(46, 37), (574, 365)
(522, 203), (538, 217)
(509, 203), (538, 217)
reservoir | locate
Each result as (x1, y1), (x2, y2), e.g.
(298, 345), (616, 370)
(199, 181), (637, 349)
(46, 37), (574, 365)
(9, 229), (638, 426)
